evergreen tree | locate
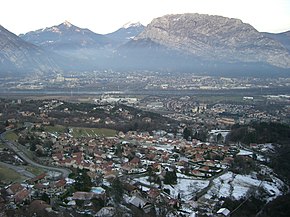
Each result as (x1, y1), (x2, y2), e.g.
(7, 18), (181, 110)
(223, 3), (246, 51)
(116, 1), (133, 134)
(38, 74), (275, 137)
(111, 178), (124, 203)
(74, 169), (92, 192)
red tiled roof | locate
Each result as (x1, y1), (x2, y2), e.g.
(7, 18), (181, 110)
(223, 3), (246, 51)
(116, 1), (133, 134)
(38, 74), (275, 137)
(14, 189), (30, 204)
(148, 188), (160, 198)
(54, 178), (66, 188)
(130, 157), (140, 164)
(7, 183), (24, 195)
(29, 173), (46, 183)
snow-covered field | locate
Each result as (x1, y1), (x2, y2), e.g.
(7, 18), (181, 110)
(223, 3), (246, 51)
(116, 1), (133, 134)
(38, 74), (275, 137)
(205, 171), (285, 201)
(134, 170), (285, 204)
(164, 178), (210, 200)
(134, 174), (210, 201)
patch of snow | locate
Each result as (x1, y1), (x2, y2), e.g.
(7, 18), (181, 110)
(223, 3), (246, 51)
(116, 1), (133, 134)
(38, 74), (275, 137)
(209, 130), (230, 138)
(237, 149), (253, 156)
(206, 172), (285, 201)
(256, 154), (266, 162)
(122, 21), (143, 29)
(51, 27), (61, 33)
(63, 20), (72, 27)
(164, 178), (209, 200)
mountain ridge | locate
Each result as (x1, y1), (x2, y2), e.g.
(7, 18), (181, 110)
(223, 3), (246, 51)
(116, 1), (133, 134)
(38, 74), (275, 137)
(1, 13), (290, 77)
(0, 25), (58, 76)
(133, 13), (290, 69)
(105, 22), (145, 46)
(20, 21), (111, 50)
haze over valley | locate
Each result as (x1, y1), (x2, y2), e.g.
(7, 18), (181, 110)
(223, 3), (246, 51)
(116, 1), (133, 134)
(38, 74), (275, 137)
(0, 13), (290, 80)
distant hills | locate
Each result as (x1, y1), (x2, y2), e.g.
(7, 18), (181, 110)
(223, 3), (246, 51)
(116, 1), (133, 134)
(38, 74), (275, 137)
(1, 13), (290, 77)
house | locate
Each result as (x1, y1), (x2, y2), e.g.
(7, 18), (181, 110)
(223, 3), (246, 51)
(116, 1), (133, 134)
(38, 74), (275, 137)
(52, 153), (63, 161)
(51, 178), (67, 193)
(222, 157), (234, 166)
(203, 160), (216, 168)
(129, 195), (147, 208)
(28, 173), (47, 184)
(34, 183), (49, 194)
(14, 189), (31, 204)
(217, 207), (231, 217)
(6, 183), (24, 195)
(129, 157), (141, 167)
(95, 207), (115, 217)
(122, 183), (139, 196)
(147, 188), (162, 203)
(72, 192), (97, 201)
(191, 170), (205, 177)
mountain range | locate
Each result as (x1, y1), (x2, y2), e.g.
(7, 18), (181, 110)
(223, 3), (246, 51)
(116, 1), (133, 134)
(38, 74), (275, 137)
(1, 13), (290, 77)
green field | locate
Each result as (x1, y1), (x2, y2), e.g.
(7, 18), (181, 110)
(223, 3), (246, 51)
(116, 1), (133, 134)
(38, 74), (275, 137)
(25, 165), (44, 176)
(45, 125), (67, 134)
(44, 125), (116, 138)
(0, 165), (25, 183)
(4, 131), (18, 141)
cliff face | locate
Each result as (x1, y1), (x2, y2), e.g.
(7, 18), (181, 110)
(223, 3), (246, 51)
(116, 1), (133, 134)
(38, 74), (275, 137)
(135, 13), (290, 68)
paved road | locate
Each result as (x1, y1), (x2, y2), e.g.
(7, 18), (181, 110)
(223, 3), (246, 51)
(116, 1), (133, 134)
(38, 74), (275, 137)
(0, 161), (35, 179)
(0, 131), (71, 178)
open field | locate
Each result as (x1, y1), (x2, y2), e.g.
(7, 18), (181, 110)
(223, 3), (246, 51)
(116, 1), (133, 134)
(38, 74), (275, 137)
(24, 165), (44, 176)
(0, 165), (25, 183)
(4, 131), (19, 141)
(44, 125), (117, 138)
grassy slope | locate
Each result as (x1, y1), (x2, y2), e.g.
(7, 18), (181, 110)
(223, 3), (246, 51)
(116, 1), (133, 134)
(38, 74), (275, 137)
(45, 125), (116, 138)
(0, 165), (25, 183)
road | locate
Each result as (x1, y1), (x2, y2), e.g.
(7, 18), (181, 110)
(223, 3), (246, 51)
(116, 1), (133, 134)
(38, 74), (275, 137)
(0, 161), (35, 179)
(0, 131), (71, 178)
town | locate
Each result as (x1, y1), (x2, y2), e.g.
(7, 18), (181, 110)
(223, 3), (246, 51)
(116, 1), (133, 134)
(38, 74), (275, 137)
(1, 71), (290, 94)
(0, 95), (289, 217)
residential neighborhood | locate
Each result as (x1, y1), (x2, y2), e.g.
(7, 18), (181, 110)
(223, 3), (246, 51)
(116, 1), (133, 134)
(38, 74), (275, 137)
(0, 97), (289, 217)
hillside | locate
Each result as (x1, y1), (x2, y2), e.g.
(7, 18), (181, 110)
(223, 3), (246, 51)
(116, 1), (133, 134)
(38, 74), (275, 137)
(0, 25), (58, 77)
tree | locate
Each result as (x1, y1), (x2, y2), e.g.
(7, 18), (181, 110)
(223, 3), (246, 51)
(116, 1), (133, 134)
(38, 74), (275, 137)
(111, 178), (124, 203)
(164, 170), (177, 185)
(114, 144), (123, 158)
(74, 169), (92, 192)
(217, 133), (223, 143)
(183, 127), (192, 140)
(41, 193), (50, 204)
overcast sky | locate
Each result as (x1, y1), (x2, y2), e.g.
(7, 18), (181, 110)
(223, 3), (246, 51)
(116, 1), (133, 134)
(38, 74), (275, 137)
(1, 0), (290, 35)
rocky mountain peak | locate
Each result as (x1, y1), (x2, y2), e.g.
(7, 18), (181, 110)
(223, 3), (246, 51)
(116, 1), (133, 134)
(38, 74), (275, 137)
(134, 13), (290, 68)
(19, 21), (111, 50)
(122, 21), (143, 29)
(62, 20), (72, 28)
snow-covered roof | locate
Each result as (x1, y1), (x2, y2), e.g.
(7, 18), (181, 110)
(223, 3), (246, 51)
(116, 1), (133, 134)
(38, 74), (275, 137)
(129, 195), (147, 208)
(217, 207), (230, 216)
